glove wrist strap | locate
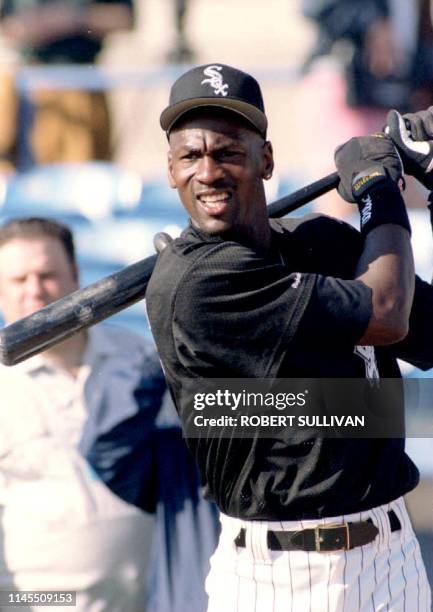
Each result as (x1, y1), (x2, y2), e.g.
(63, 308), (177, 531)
(355, 179), (411, 236)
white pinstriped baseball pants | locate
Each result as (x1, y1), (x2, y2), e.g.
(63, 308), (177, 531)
(205, 497), (431, 612)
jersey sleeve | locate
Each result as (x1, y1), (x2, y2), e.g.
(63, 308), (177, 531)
(292, 274), (372, 347)
(173, 241), (372, 378)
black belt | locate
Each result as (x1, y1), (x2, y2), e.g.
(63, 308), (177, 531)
(234, 510), (401, 553)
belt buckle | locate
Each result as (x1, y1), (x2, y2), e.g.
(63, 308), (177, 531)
(314, 522), (350, 552)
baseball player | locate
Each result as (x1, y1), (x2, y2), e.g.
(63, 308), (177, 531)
(145, 63), (433, 611)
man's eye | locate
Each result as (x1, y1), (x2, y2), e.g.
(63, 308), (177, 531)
(182, 152), (199, 160)
(219, 150), (242, 160)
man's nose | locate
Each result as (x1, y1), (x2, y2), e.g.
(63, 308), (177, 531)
(25, 275), (44, 296)
(195, 155), (224, 184)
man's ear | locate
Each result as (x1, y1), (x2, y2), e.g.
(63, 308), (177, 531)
(262, 141), (274, 180)
(167, 151), (177, 189)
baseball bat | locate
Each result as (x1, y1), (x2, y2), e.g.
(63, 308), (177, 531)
(0, 171), (340, 366)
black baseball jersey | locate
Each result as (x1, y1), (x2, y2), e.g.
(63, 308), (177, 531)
(146, 215), (433, 521)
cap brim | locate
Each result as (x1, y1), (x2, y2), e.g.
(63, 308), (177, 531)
(160, 97), (267, 136)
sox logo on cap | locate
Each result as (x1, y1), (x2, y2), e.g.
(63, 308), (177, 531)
(201, 65), (229, 97)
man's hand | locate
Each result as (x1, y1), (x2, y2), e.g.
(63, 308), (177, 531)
(335, 134), (402, 203)
(386, 108), (433, 189)
(153, 232), (173, 254)
(334, 134), (409, 236)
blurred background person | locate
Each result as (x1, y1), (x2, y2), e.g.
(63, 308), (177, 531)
(0, 216), (220, 612)
(0, 0), (134, 172)
(297, 0), (433, 216)
(0, 216), (156, 610)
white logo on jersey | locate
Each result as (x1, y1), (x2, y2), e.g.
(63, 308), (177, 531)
(354, 345), (379, 384)
(201, 65), (229, 97)
(360, 194), (373, 227)
(291, 272), (302, 289)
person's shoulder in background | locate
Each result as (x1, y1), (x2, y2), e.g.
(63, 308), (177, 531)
(88, 323), (164, 376)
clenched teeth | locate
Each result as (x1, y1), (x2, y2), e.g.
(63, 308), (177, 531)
(198, 192), (230, 203)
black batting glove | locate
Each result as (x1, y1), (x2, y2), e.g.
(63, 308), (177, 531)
(335, 134), (402, 203)
(335, 134), (410, 236)
(386, 107), (433, 190)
